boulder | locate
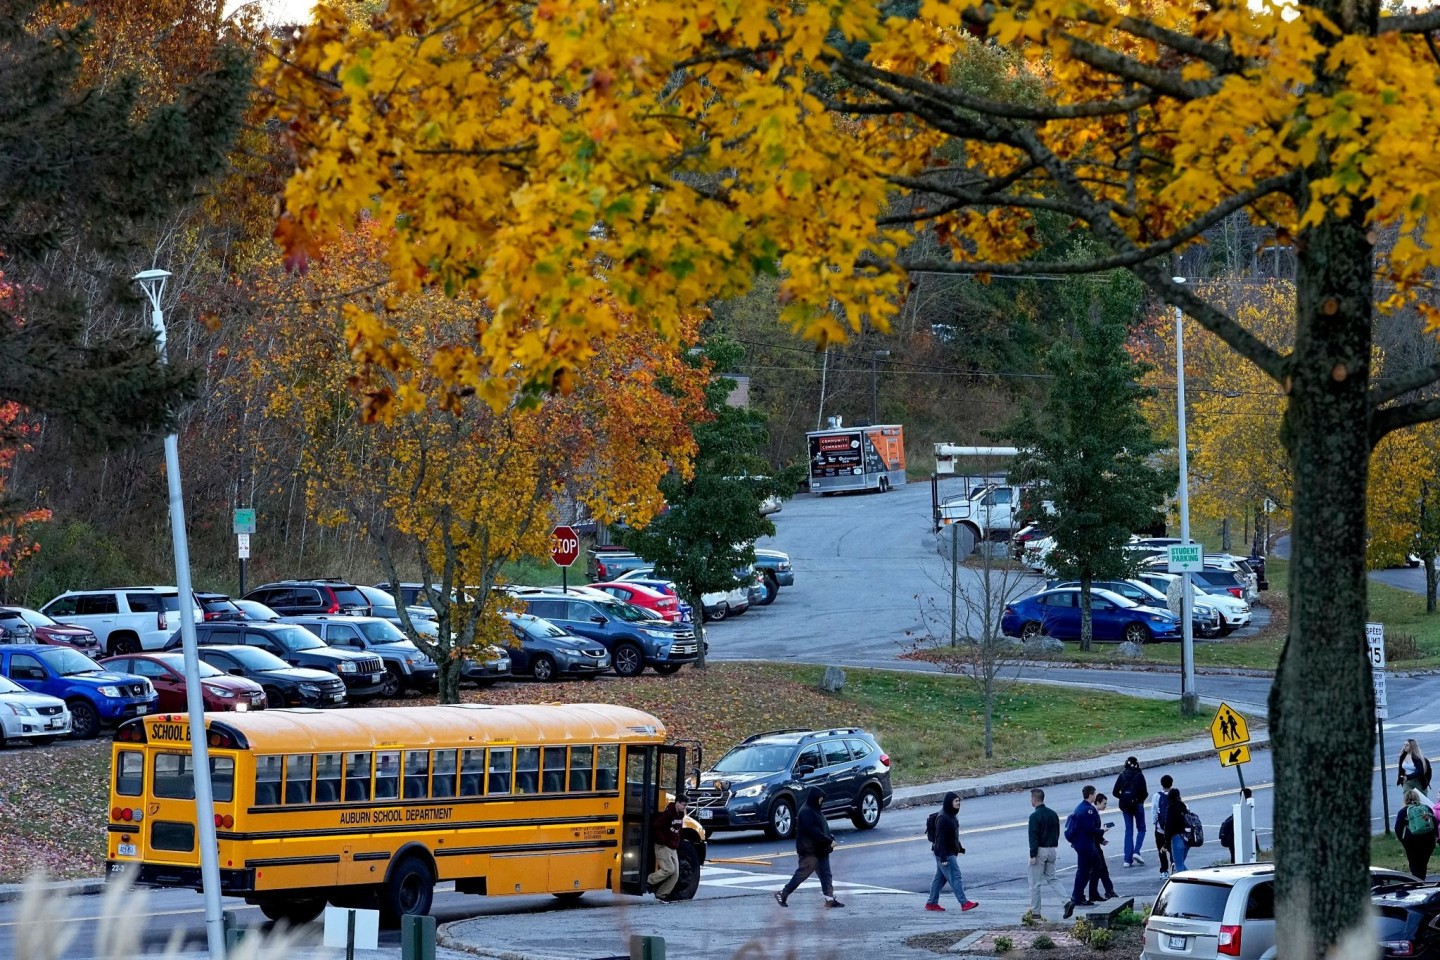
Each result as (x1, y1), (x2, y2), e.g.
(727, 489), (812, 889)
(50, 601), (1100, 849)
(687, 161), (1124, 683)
(1118, 641), (1146, 659)
(1022, 636), (1066, 657)
(818, 665), (846, 693)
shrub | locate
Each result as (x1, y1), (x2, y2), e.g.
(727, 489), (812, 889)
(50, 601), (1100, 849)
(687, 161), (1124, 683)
(1033, 935), (1056, 950)
(993, 936), (1014, 954)
(1113, 908), (1144, 928)
(1071, 917), (1093, 943)
(1088, 928), (1115, 950)
(1021, 909), (1039, 927)
(1388, 632), (1420, 661)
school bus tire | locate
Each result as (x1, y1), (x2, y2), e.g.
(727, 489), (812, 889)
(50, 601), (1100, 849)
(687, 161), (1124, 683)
(382, 851), (436, 920)
(258, 897), (326, 926)
(668, 839), (702, 901)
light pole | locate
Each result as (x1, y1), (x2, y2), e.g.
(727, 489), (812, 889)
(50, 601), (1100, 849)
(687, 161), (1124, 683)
(1174, 276), (1198, 717)
(133, 269), (226, 960)
(870, 349), (890, 424)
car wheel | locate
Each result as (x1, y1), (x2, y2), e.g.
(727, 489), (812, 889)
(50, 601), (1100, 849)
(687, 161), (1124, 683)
(109, 633), (140, 657)
(259, 897), (326, 926)
(652, 663), (683, 675)
(1218, 622), (1235, 637)
(382, 855), (435, 921)
(1123, 622), (1153, 645)
(764, 796), (797, 841)
(67, 700), (100, 740)
(667, 839), (702, 901)
(850, 787), (883, 830)
(758, 573), (779, 606)
(1020, 621), (1043, 641)
(709, 602), (729, 623)
(530, 654), (557, 682)
(380, 666), (404, 699)
(612, 644), (644, 678)
(263, 686), (286, 709)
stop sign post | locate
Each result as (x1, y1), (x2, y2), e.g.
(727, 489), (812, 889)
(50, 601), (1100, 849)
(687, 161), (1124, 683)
(551, 525), (579, 594)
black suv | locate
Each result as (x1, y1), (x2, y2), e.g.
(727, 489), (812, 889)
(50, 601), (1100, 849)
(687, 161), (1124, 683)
(243, 580), (373, 617)
(193, 645), (348, 708)
(690, 728), (893, 840)
(164, 621), (387, 701)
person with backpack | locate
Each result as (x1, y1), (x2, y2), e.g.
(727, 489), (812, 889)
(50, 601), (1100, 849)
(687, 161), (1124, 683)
(1152, 774), (1174, 878)
(1219, 788), (1258, 863)
(1396, 787), (1438, 879)
(775, 788), (844, 909)
(1164, 787), (1192, 874)
(925, 791), (978, 912)
(1063, 785), (1103, 919)
(1027, 788), (1064, 917)
(1398, 739), (1432, 795)
(1087, 794), (1119, 902)
(1112, 756), (1148, 868)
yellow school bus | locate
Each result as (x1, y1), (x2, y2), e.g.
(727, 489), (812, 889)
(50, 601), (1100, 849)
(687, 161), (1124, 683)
(106, 704), (703, 924)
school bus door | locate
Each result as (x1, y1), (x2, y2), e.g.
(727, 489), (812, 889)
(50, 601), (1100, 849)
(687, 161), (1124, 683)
(619, 744), (687, 895)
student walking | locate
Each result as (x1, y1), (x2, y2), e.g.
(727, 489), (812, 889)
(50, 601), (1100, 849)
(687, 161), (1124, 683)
(1112, 756), (1148, 867)
(776, 789), (844, 909)
(1164, 787), (1191, 874)
(1088, 794), (1119, 902)
(925, 791), (979, 912)
(1152, 774), (1174, 878)
(1064, 785), (1104, 919)
(646, 794), (688, 900)
(1398, 740), (1433, 795)
(1027, 788), (1065, 917)
(1396, 788), (1438, 879)
(1219, 788), (1258, 864)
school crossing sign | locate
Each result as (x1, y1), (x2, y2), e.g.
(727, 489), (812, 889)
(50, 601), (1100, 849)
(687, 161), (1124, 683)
(1211, 702), (1251, 768)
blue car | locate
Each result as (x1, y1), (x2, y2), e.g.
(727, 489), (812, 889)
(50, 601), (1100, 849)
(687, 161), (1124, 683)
(1001, 587), (1181, 644)
(0, 644), (157, 739)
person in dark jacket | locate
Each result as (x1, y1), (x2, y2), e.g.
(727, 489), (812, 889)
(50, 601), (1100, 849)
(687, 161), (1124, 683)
(1064, 785), (1104, 919)
(1396, 787), (1437, 879)
(646, 795), (687, 900)
(1219, 788), (1256, 863)
(1164, 787), (1191, 873)
(1112, 756), (1148, 867)
(1152, 774), (1174, 878)
(776, 788), (844, 908)
(925, 791), (979, 912)
(1027, 788), (1064, 916)
(1087, 794), (1119, 902)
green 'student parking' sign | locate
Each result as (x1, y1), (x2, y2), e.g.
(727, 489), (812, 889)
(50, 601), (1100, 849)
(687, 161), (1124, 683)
(1166, 542), (1204, 572)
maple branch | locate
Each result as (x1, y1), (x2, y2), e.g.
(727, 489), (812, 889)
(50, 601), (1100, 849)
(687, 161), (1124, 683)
(1371, 362), (1440, 407)
(1379, 8), (1440, 33)
(1372, 395), (1440, 445)
(1061, 35), (1223, 101)
(1081, 10), (1256, 73)
(880, 177), (1086, 220)
(828, 63), (1030, 149)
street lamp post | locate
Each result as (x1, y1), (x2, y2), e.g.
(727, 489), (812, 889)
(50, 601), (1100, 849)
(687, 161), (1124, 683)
(133, 269), (226, 960)
(1174, 276), (1198, 717)
(870, 349), (890, 424)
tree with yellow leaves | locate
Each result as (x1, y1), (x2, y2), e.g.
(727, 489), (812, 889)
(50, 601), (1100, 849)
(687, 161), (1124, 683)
(267, 0), (1440, 950)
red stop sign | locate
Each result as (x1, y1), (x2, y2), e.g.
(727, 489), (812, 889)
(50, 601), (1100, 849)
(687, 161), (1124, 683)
(551, 525), (580, 567)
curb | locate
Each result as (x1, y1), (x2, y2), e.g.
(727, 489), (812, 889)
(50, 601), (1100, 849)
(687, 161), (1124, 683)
(0, 878), (107, 904)
(437, 924), (574, 960)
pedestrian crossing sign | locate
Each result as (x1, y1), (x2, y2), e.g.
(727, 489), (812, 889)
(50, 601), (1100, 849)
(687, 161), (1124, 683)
(1210, 702), (1250, 749)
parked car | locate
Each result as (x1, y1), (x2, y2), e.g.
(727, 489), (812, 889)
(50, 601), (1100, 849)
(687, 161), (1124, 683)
(751, 548), (794, 606)
(586, 546), (651, 582)
(0, 606), (101, 655)
(1011, 523), (1049, 561)
(519, 594), (699, 677)
(499, 611), (612, 681)
(1133, 571), (1252, 635)
(1047, 579), (1222, 638)
(0, 673), (70, 746)
(1374, 880), (1440, 958)
(192, 644), (347, 708)
(284, 615), (439, 698)
(372, 581), (448, 610)
(231, 598), (281, 621)
(354, 585), (439, 628)
(1206, 555), (1260, 600)
(0, 644), (156, 739)
(609, 572), (695, 621)
(39, 587), (204, 656)
(0, 608), (34, 643)
(196, 593), (247, 622)
(242, 579), (373, 617)
(1142, 863), (1418, 959)
(689, 727), (893, 840)
(589, 581), (682, 622)
(100, 652), (266, 713)
(614, 565), (746, 621)
(163, 621), (388, 702)
(1001, 586), (1182, 644)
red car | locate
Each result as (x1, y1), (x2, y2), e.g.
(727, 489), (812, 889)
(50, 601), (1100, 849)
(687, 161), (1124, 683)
(100, 652), (267, 713)
(1, 605), (103, 656)
(589, 581), (683, 622)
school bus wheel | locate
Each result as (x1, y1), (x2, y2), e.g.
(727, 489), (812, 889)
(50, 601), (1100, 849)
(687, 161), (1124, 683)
(668, 840), (702, 901)
(258, 897), (326, 926)
(382, 852), (436, 921)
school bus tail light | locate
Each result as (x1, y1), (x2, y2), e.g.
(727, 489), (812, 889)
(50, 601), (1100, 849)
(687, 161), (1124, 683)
(214, 814), (234, 829)
(111, 806), (143, 823)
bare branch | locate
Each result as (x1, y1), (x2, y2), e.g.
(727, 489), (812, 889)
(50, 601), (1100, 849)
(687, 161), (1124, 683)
(1371, 362), (1440, 407)
(1379, 8), (1440, 33)
(1372, 395), (1440, 445)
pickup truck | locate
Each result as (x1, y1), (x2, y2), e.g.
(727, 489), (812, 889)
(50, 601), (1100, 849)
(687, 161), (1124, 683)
(936, 483), (1050, 544)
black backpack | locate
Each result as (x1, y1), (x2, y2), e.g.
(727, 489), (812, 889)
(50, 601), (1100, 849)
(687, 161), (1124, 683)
(925, 812), (939, 843)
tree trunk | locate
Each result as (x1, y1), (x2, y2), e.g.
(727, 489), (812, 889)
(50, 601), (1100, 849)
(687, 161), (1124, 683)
(1426, 557), (1437, 615)
(437, 657), (463, 705)
(1079, 570), (1093, 652)
(982, 671), (994, 758)
(684, 589), (707, 668)
(1269, 199), (1375, 958)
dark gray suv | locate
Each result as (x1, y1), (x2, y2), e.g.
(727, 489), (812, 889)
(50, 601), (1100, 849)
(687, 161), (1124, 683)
(689, 728), (893, 840)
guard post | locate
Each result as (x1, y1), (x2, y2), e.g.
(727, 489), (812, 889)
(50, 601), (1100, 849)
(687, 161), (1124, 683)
(401, 914), (437, 960)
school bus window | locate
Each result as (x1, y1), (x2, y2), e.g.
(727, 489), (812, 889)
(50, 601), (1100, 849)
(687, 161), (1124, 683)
(515, 746), (540, 794)
(285, 754), (313, 805)
(211, 756), (235, 803)
(116, 751), (143, 797)
(459, 749), (484, 796)
(432, 750), (457, 798)
(541, 746), (567, 793)
(403, 750), (430, 800)
(570, 746), (594, 792)
(154, 753), (196, 800)
(488, 747), (512, 795)
(315, 752), (343, 803)
(596, 744), (620, 792)
(375, 751), (400, 800)
(256, 755), (282, 806)
(345, 752), (371, 802)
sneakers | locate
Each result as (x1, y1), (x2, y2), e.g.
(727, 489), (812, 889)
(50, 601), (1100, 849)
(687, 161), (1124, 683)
(925, 903), (946, 912)
(1132, 854), (1146, 865)
(1160, 871), (1171, 881)
(826, 898), (846, 909)
(961, 901), (980, 912)
(1063, 900), (1075, 919)
(775, 892), (788, 908)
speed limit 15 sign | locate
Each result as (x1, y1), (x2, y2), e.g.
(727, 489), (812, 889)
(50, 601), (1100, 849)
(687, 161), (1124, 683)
(550, 525), (580, 568)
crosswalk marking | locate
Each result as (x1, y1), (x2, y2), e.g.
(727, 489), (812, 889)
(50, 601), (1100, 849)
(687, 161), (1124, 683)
(699, 865), (910, 896)
(1390, 723), (1440, 734)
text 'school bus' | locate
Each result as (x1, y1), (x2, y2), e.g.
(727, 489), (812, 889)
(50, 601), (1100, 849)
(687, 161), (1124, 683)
(106, 704), (703, 924)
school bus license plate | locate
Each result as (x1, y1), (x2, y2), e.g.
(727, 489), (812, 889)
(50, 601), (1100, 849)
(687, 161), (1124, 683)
(117, 843), (137, 857)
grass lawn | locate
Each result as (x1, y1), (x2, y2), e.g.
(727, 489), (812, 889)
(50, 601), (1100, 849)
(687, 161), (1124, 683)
(0, 663), (1210, 883)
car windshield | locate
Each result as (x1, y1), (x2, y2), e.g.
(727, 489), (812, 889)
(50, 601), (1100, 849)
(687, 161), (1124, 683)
(0, 673), (27, 694)
(225, 647), (292, 672)
(271, 626), (327, 651)
(155, 656), (223, 679)
(202, 597), (241, 613)
(332, 586), (369, 608)
(518, 617), (569, 639)
(604, 601), (658, 623)
(1375, 906), (1418, 939)
(712, 743), (796, 774)
(357, 620), (408, 643)
(234, 599), (278, 620)
(43, 647), (105, 676)
(13, 608), (58, 628)
(1152, 880), (1234, 920)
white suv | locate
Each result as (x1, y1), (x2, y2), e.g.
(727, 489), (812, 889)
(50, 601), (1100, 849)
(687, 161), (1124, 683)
(40, 587), (204, 657)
